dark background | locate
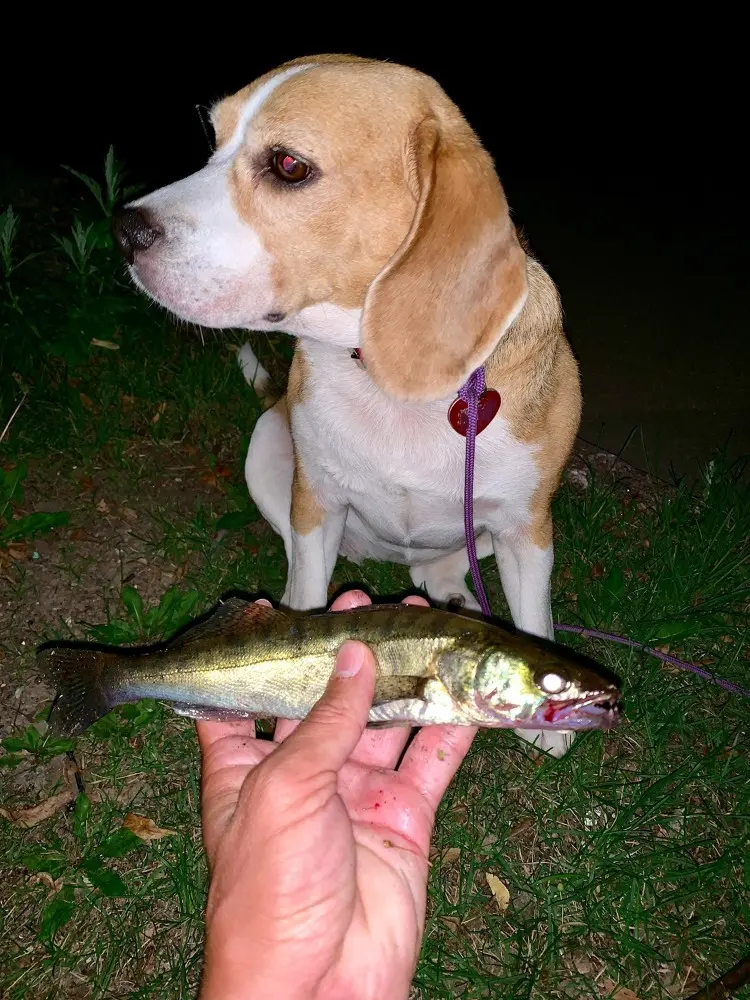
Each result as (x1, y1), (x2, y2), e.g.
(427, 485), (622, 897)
(3, 27), (747, 479)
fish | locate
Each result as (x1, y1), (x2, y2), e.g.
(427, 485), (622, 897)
(38, 598), (622, 738)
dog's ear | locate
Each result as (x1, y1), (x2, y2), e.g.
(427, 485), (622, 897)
(361, 117), (528, 401)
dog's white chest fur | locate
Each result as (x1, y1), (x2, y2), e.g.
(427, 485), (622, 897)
(293, 344), (541, 563)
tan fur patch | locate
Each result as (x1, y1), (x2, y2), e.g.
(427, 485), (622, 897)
(287, 347), (325, 535)
(361, 116), (527, 400)
(484, 257), (582, 545)
(226, 61), (426, 316)
(290, 455), (325, 535)
(286, 345), (308, 410)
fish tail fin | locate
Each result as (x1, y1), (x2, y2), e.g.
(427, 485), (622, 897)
(37, 645), (120, 737)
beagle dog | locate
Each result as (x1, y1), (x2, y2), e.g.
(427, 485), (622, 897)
(116, 55), (582, 757)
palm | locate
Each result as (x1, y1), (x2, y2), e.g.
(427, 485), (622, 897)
(197, 592), (477, 1000)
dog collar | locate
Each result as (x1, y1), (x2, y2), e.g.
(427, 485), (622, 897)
(350, 347), (500, 437)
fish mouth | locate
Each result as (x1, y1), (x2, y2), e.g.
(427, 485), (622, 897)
(523, 693), (622, 731)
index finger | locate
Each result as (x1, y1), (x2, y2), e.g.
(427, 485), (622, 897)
(397, 723), (478, 810)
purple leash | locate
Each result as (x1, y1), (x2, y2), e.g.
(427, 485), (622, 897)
(458, 367), (493, 617)
(458, 366), (750, 699)
(554, 624), (750, 698)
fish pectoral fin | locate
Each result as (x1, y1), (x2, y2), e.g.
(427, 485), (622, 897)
(167, 597), (288, 650)
(170, 702), (266, 722)
(367, 698), (433, 726)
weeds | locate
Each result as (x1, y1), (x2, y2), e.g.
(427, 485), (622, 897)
(0, 150), (748, 1000)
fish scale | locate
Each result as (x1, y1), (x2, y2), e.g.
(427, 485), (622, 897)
(38, 599), (622, 737)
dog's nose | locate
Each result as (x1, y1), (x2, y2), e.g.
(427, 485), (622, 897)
(112, 208), (162, 264)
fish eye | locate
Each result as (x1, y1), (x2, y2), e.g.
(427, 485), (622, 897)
(536, 671), (571, 695)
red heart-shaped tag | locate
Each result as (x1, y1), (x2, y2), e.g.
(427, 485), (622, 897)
(448, 389), (501, 436)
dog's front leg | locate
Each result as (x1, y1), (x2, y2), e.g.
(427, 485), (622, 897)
(492, 525), (555, 641)
(282, 463), (346, 611)
(492, 520), (574, 759)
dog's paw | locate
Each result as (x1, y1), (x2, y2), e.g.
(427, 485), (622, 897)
(515, 728), (575, 758)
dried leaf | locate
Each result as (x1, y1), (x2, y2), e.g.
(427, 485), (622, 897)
(441, 847), (461, 864)
(96, 498), (109, 514)
(0, 762), (78, 828)
(439, 915), (462, 934)
(613, 990), (643, 1000)
(91, 338), (120, 350)
(122, 812), (177, 841)
(508, 818), (534, 839)
(79, 393), (95, 411)
(200, 463), (232, 487)
(7, 541), (30, 562)
(151, 402), (168, 424)
(28, 872), (64, 893)
(485, 872), (510, 911)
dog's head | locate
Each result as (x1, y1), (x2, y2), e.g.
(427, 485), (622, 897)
(116, 55), (528, 401)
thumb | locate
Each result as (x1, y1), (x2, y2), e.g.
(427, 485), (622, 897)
(272, 640), (375, 777)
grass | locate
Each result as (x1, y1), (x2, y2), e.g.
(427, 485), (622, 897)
(1, 152), (749, 999)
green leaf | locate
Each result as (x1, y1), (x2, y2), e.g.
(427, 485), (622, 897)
(0, 753), (24, 768)
(3, 725), (74, 758)
(25, 725), (42, 750)
(87, 620), (140, 645)
(72, 794), (91, 839)
(80, 856), (128, 897)
(39, 886), (76, 941)
(603, 567), (626, 600)
(0, 510), (70, 544)
(119, 699), (162, 731)
(41, 736), (75, 757)
(649, 620), (700, 642)
(22, 850), (69, 879)
(121, 585), (145, 629)
(0, 461), (28, 506)
(87, 712), (128, 738)
(97, 828), (140, 859)
(1, 736), (27, 752)
(151, 587), (200, 636)
(215, 509), (257, 532)
(43, 331), (91, 368)
(89, 218), (114, 250)
(2, 725), (40, 753)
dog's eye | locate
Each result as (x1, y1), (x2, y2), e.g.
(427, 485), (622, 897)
(271, 151), (310, 184)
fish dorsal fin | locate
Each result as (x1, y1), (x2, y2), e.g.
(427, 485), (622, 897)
(167, 598), (288, 649)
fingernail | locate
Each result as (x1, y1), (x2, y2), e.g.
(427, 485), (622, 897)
(335, 641), (365, 678)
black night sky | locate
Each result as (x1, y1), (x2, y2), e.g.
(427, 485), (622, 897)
(4, 27), (747, 477)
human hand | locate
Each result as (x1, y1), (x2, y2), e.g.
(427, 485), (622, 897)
(197, 589), (477, 1000)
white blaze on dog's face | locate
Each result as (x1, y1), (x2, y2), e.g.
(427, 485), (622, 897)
(124, 56), (529, 401)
